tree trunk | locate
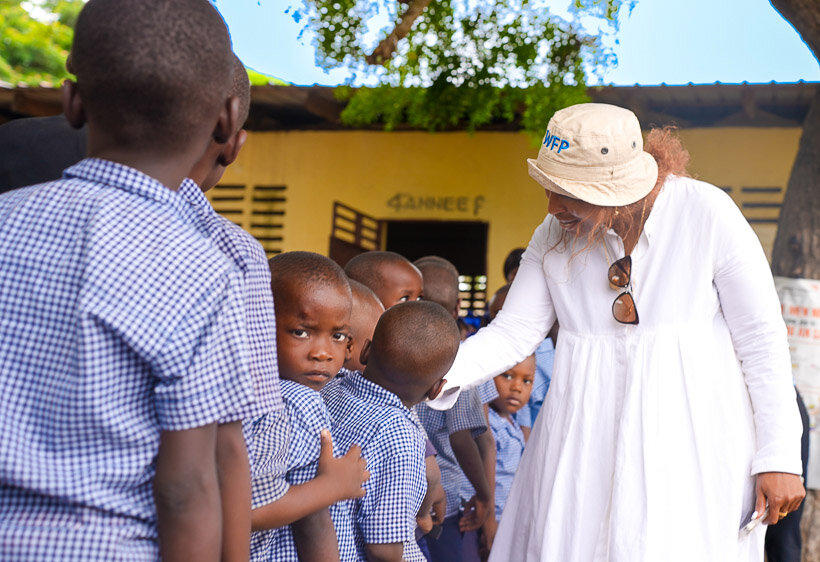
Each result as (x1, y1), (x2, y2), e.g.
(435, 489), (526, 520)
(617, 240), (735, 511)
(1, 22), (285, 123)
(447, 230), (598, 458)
(768, 1), (820, 559)
(771, 86), (820, 280)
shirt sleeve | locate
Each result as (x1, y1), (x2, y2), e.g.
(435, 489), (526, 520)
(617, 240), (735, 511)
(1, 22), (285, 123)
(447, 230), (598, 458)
(284, 391), (332, 486)
(446, 389), (487, 437)
(427, 219), (557, 409)
(711, 192), (802, 475)
(359, 447), (422, 546)
(152, 266), (253, 430)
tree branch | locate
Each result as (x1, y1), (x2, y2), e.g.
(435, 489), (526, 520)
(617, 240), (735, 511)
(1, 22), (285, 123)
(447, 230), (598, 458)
(365, 0), (433, 65)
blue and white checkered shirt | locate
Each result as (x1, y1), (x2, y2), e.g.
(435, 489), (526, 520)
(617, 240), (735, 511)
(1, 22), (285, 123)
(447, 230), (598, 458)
(178, 179), (283, 423)
(0, 159), (253, 561)
(416, 388), (488, 518)
(178, 180), (288, 507)
(322, 373), (428, 562)
(488, 407), (526, 520)
(254, 380), (357, 562)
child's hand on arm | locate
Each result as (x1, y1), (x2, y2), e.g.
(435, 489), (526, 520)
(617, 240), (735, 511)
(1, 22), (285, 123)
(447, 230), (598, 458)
(316, 429), (370, 499)
(251, 430), (369, 531)
(154, 424), (221, 562)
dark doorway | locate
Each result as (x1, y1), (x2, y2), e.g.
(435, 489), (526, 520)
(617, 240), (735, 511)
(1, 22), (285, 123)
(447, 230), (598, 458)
(385, 220), (488, 275)
(385, 220), (489, 316)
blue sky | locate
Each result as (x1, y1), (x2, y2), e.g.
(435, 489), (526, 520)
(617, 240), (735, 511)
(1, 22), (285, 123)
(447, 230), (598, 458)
(214, 0), (819, 87)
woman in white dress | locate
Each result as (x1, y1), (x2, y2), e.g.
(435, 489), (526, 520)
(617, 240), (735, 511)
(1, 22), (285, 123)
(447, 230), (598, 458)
(431, 103), (805, 561)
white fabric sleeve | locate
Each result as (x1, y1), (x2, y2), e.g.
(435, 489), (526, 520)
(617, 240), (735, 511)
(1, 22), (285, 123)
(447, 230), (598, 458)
(427, 219), (557, 410)
(712, 195), (802, 476)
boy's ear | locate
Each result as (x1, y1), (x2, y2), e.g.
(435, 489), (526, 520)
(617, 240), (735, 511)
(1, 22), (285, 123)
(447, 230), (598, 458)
(62, 80), (86, 130)
(213, 95), (240, 145)
(216, 129), (247, 167)
(359, 339), (372, 366)
(425, 378), (446, 401)
(345, 335), (353, 362)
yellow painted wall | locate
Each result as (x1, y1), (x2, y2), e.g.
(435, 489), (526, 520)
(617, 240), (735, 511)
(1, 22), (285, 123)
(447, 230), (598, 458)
(214, 126), (802, 296)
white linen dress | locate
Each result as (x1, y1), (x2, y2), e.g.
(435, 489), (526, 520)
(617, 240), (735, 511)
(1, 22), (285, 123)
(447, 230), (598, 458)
(439, 176), (803, 561)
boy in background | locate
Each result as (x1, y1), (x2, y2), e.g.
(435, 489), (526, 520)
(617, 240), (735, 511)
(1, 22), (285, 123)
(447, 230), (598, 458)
(323, 302), (460, 562)
(341, 279), (385, 376)
(414, 256), (497, 562)
(251, 251), (370, 562)
(0, 1), (252, 559)
(345, 251), (424, 308)
(487, 355), (535, 526)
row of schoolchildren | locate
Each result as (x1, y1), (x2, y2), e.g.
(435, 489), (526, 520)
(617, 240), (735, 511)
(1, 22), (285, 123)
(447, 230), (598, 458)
(0, 1), (554, 560)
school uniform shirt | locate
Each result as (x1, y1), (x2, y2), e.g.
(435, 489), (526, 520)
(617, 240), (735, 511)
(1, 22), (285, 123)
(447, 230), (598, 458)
(434, 175), (803, 561)
(416, 388), (488, 518)
(250, 379), (357, 562)
(322, 373), (428, 562)
(178, 179), (288, 503)
(487, 408), (526, 520)
(0, 159), (253, 561)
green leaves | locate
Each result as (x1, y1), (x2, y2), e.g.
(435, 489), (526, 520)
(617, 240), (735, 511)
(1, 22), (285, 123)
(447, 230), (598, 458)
(0, 0), (82, 86)
(299, 0), (622, 136)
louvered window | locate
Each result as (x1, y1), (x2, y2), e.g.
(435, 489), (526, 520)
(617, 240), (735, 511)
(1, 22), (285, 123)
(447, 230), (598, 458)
(206, 184), (286, 257)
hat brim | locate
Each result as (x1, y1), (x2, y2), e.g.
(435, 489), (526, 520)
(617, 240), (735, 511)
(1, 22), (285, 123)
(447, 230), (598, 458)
(526, 152), (658, 207)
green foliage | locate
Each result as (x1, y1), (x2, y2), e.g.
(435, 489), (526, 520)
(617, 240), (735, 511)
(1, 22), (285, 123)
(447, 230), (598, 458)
(247, 67), (288, 86)
(0, 0), (82, 85)
(298, 0), (627, 136)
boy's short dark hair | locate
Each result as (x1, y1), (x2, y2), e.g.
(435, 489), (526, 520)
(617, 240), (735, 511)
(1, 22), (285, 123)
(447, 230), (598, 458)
(414, 256), (459, 315)
(269, 251), (351, 299)
(370, 301), (459, 380)
(71, 0), (233, 150)
(503, 248), (525, 280)
(230, 54), (251, 127)
(344, 251), (414, 288)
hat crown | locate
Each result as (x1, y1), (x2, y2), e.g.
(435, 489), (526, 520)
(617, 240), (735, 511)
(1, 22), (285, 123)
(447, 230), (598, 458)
(526, 102), (659, 207)
(539, 103), (644, 169)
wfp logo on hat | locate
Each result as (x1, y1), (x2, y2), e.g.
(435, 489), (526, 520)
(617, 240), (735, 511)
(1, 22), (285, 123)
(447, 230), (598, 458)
(542, 130), (570, 154)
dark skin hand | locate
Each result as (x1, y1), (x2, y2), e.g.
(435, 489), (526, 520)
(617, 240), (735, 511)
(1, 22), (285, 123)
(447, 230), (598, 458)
(215, 421), (251, 562)
(755, 472), (805, 525)
(154, 424), (221, 562)
(450, 428), (492, 532)
(251, 430), (369, 531)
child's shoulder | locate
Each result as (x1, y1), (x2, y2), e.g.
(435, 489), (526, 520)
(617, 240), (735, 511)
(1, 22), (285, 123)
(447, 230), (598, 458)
(281, 379), (331, 429)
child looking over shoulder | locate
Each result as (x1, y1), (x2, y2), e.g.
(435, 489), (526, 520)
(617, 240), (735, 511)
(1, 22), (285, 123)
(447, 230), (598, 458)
(249, 251), (370, 562)
(488, 355), (535, 521)
(323, 301), (460, 562)
(345, 251), (423, 308)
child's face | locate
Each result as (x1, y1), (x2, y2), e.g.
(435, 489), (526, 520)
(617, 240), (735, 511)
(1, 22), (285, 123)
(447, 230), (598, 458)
(275, 282), (351, 391)
(491, 358), (535, 416)
(373, 261), (423, 309)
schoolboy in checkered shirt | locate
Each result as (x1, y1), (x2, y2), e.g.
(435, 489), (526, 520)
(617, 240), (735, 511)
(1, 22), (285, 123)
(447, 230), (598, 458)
(0, 1), (253, 560)
(248, 251), (369, 562)
(323, 301), (460, 562)
(178, 54), (287, 561)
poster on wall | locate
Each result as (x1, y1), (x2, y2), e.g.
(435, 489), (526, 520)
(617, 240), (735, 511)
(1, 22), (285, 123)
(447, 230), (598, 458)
(775, 276), (820, 490)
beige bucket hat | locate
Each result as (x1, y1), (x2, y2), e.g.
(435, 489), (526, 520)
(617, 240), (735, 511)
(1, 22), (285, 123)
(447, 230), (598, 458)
(526, 103), (658, 207)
